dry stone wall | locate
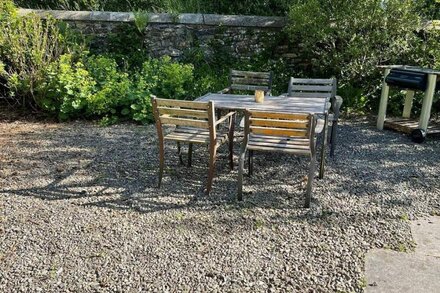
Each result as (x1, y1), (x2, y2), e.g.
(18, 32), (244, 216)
(18, 9), (296, 63)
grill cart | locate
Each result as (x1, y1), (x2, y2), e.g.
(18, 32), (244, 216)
(376, 65), (440, 143)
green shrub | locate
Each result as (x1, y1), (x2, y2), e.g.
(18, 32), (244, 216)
(15, 0), (291, 16)
(0, 0), (83, 109)
(43, 54), (95, 119)
(141, 56), (194, 100)
(286, 0), (439, 114)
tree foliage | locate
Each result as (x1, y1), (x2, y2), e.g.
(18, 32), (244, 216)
(14, 0), (291, 16)
(286, 0), (440, 113)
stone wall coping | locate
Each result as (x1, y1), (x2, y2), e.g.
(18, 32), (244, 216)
(18, 9), (287, 28)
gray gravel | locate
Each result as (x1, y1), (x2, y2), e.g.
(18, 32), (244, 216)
(0, 117), (439, 292)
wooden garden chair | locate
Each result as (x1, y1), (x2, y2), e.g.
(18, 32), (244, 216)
(219, 69), (273, 128)
(237, 110), (317, 208)
(287, 77), (343, 157)
(151, 97), (236, 194)
(219, 69), (273, 95)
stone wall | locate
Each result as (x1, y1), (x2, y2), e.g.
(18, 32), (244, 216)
(18, 9), (294, 62)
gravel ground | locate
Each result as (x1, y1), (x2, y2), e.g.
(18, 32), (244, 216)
(0, 116), (439, 292)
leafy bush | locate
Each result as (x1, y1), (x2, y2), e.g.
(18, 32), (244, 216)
(286, 0), (440, 114)
(0, 0), (83, 109)
(141, 56), (194, 100)
(14, 0), (291, 16)
(43, 54), (95, 119)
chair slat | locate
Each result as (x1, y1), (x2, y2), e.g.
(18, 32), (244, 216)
(156, 99), (209, 110)
(230, 84), (270, 91)
(250, 126), (308, 137)
(288, 92), (332, 98)
(160, 117), (209, 129)
(231, 77), (270, 85)
(157, 107), (209, 119)
(231, 70), (271, 79)
(249, 135), (310, 146)
(247, 144), (310, 155)
(290, 78), (334, 84)
(248, 111), (310, 120)
(250, 118), (308, 129)
(291, 85), (334, 92)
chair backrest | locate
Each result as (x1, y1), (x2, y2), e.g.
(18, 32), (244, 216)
(288, 77), (336, 99)
(229, 69), (273, 93)
(151, 97), (215, 133)
(244, 110), (315, 141)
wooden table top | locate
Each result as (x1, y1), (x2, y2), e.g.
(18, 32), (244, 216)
(195, 93), (329, 114)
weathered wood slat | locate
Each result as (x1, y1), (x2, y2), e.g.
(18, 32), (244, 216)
(248, 143), (310, 151)
(195, 94), (327, 114)
(384, 118), (440, 135)
(231, 70), (271, 78)
(288, 92), (332, 98)
(230, 84), (270, 91)
(156, 99), (209, 110)
(249, 138), (310, 147)
(160, 117), (209, 129)
(290, 78), (334, 84)
(249, 134), (310, 145)
(250, 126), (308, 137)
(247, 144), (310, 155)
(250, 118), (308, 129)
(231, 77), (270, 85)
(175, 127), (210, 134)
(291, 85), (334, 92)
(158, 107), (209, 118)
(165, 134), (208, 143)
(249, 111), (309, 120)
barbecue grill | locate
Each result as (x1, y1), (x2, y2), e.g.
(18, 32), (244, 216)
(377, 65), (440, 142)
(385, 68), (440, 92)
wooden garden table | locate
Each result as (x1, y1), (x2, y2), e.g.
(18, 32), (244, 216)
(196, 93), (330, 177)
(195, 93), (329, 114)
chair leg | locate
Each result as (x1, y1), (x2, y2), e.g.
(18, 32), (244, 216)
(206, 145), (217, 194)
(330, 120), (338, 158)
(305, 155), (316, 208)
(158, 141), (165, 188)
(188, 143), (193, 167)
(319, 141), (326, 179)
(177, 142), (184, 165)
(228, 115), (235, 170)
(237, 144), (247, 201)
(248, 150), (254, 176)
(319, 114), (329, 179)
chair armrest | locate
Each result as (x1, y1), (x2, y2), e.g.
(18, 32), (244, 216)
(218, 87), (231, 94)
(266, 89), (272, 96)
(279, 92), (288, 97)
(215, 111), (236, 126)
(331, 95), (343, 120)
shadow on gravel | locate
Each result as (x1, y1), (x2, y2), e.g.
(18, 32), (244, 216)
(2, 119), (440, 218)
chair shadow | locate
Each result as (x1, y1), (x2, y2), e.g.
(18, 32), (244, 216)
(1, 119), (439, 226)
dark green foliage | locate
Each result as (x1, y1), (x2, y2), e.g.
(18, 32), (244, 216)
(4, 0), (440, 123)
(14, 0), (291, 16)
(41, 53), (196, 124)
(0, 0), (85, 109)
(285, 0), (440, 115)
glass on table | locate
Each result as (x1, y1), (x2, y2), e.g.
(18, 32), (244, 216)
(254, 90), (265, 103)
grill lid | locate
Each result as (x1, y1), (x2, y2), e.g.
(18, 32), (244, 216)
(385, 68), (428, 91)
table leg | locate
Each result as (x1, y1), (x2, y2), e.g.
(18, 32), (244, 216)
(418, 74), (437, 131)
(402, 90), (415, 118)
(377, 68), (391, 130)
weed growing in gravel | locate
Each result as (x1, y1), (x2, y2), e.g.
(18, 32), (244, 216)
(254, 218), (265, 230)
(400, 213), (409, 222)
(175, 212), (185, 221)
(358, 277), (368, 289)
